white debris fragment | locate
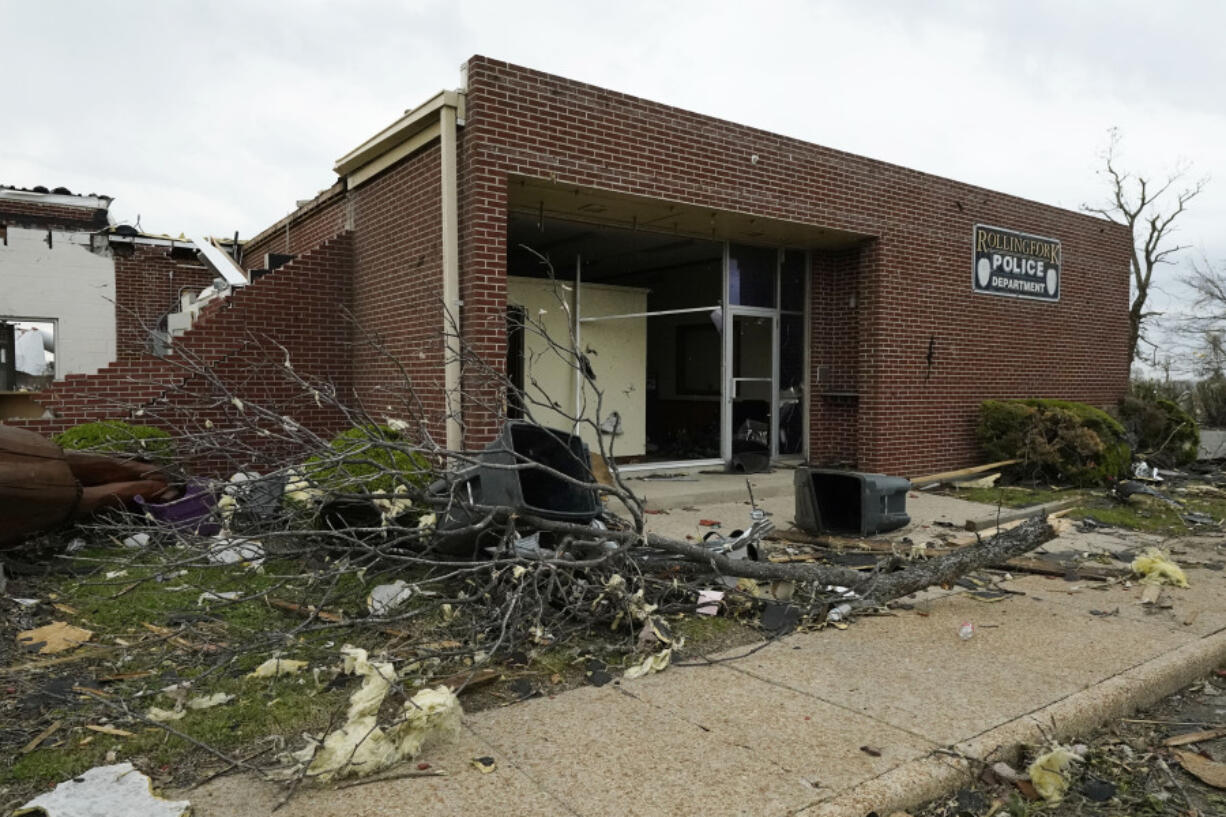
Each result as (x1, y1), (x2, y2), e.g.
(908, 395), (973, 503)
(197, 591), (241, 606)
(187, 692), (235, 710)
(248, 658), (308, 678)
(287, 646), (462, 782)
(121, 533), (151, 549)
(623, 647), (672, 680)
(283, 468), (322, 506)
(367, 580), (414, 616)
(696, 589), (724, 615)
(15, 762), (190, 817)
(372, 485), (414, 526)
(146, 707), (185, 722)
(105, 570), (129, 580)
(206, 537), (265, 567)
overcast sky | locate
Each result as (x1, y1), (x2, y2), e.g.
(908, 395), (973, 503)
(4, 1), (1223, 366)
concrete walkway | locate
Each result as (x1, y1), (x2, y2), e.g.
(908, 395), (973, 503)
(186, 477), (1226, 817)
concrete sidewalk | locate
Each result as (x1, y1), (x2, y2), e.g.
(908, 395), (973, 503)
(186, 484), (1226, 817)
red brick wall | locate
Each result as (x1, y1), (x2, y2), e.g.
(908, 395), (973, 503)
(809, 244), (866, 466)
(0, 198), (109, 232)
(348, 143), (449, 446)
(460, 56), (1132, 475)
(9, 234), (355, 474)
(111, 243), (216, 359)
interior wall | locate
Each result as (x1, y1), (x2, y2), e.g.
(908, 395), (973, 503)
(0, 227), (116, 378)
(506, 276), (647, 456)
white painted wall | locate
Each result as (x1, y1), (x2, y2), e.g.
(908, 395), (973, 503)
(0, 227), (116, 379)
(507, 276), (647, 457)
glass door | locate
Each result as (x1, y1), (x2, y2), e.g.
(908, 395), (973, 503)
(720, 244), (808, 467)
(723, 310), (777, 467)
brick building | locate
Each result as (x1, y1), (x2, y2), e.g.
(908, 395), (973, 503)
(2, 57), (1132, 476)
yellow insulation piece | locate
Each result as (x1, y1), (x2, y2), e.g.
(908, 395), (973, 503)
(1131, 547), (1189, 587)
(1028, 746), (1082, 802)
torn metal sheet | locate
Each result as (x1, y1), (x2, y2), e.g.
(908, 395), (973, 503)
(15, 762), (190, 817)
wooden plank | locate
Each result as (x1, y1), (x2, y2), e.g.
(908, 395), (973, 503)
(964, 498), (1080, 531)
(910, 459), (1019, 488)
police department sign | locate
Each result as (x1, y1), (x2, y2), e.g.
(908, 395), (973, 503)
(973, 224), (1061, 302)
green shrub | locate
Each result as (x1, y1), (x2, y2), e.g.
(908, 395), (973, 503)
(1128, 378), (1192, 406)
(53, 420), (175, 462)
(978, 399), (1131, 487)
(1118, 395), (1199, 467)
(1195, 375), (1226, 428)
(305, 426), (432, 496)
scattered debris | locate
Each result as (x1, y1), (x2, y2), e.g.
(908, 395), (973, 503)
(1027, 745), (1082, 802)
(1132, 547), (1189, 587)
(206, 537), (265, 567)
(248, 658), (309, 678)
(14, 763), (190, 817)
(623, 647), (672, 680)
(1163, 726), (1226, 746)
(696, 589), (724, 615)
(84, 724), (135, 737)
(20, 721), (63, 754)
(146, 707), (185, 723)
(584, 657), (613, 687)
(958, 472), (1000, 489)
(286, 646), (462, 782)
(1078, 778), (1117, 801)
(471, 756), (497, 774)
(121, 533), (151, 549)
(187, 692), (235, 710)
(367, 580), (415, 615)
(1172, 748), (1226, 789)
(760, 602), (800, 635)
(17, 621), (93, 655)
(197, 591), (241, 606)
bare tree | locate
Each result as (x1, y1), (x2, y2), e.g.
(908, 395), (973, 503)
(1082, 127), (1207, 365)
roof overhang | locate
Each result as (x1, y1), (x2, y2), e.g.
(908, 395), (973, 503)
(333, 90), (465, 188)
(508, 176), (871, 250)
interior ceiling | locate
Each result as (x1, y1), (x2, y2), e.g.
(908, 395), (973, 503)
(508, 212), (721, 284)
(507, 175), (870, 256)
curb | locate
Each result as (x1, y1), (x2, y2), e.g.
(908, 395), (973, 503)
(799, 627), (1226, 817)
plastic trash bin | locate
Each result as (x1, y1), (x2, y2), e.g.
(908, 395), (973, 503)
(793, 467), (910, 536)
(479, 422), (600, 522)
(134, 480), (220, 535)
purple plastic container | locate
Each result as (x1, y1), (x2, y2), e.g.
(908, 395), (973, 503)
(134, 480), (221, 535)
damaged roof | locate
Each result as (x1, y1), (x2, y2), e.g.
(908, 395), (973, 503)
(0, 184), (114, 230)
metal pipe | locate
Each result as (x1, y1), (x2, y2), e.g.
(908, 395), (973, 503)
(440, 95), (462, 453)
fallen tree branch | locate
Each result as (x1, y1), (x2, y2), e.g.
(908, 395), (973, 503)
(853, 516), (1053, 605)
(522, 513), (1055, 608)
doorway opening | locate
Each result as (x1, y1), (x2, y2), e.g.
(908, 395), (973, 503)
(505, 215), (807, 470)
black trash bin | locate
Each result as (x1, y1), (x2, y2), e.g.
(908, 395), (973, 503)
(794, 467), (910, 536)
(431, 423), (601, 556)
(479, 422), (601, 521)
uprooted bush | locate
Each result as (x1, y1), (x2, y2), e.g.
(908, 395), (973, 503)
(53, 419), (176, 462)
(1117, 395), (1199, 468)
(304, 425), (433, 496)
(978, 399), (1131, 486)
